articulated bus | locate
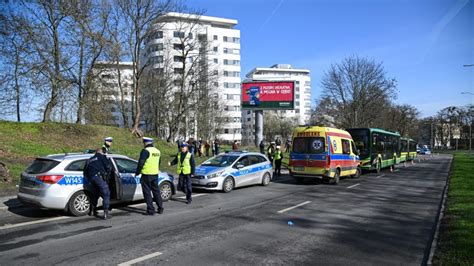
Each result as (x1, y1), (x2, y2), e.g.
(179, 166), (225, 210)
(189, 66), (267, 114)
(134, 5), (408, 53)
(347, 128), (400, 173)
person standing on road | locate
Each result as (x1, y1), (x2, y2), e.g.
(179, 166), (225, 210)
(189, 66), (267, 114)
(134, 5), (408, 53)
(232, 140), (238, 151)
(102, 137), (113, 154)
(274, 146), (283, 176)
(83, 148), (112, 220)
(204, 141), (211, 157)
(214, 139), (220, 155)
(135, 137), (164, 216)
(169, 143), (195, 204)
(267, 142), (276, 166)
(259, 140), (265, 154)
(285, 139), (291, 153)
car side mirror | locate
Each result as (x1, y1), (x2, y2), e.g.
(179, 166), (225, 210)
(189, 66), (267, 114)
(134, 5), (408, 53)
(236, 164), (245, 169)
(355, 149), (360, 156)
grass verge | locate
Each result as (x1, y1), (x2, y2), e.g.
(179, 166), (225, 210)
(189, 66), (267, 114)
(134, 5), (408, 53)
(434, 152), (474, 265)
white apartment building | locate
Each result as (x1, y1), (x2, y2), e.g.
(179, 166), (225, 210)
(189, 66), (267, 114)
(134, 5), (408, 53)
(145, 12), (241, 142)
(242, 64), (311, 145)
(91, 61), (134, 128)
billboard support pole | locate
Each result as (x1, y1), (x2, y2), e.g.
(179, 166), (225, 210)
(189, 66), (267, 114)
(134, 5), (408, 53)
(255, 110), (264, 147)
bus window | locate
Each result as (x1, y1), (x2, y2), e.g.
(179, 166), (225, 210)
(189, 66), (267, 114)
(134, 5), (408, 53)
(347, 129), (369, 158)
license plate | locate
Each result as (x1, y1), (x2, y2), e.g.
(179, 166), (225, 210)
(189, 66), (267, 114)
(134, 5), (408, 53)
(294, 166), (305, 171)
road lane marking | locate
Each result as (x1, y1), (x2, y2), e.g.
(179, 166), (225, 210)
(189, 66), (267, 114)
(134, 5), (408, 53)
(117, 251), (163, 266)
(277, 201), (311, 214)
(375, 174), (385, 179)
(347, 183), (360, 189)
(0, 216), (70, 230)
(176, 193), (207, 200)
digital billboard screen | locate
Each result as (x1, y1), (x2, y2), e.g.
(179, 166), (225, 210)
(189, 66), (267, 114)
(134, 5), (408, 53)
(241, 81), (295, 110)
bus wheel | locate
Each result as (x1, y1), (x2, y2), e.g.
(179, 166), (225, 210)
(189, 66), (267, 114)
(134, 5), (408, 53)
(331, 169), (340, 185)
(375, 159), (382, 173)
(351, 166), (361, 178)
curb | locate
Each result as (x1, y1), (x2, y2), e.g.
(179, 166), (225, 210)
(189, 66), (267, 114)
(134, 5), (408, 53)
(425, 155), (452, 265)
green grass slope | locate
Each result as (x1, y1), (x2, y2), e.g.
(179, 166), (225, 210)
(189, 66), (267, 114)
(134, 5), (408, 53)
(0, 121), (212, 195)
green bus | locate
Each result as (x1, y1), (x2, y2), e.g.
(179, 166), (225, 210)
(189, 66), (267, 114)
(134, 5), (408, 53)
(398, 137), (409, 164)
(347, 128), (400, 173)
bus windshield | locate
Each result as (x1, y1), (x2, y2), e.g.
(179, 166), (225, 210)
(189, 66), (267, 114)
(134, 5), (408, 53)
(292, 137), (326, 154)
(347, 129), (369, 158)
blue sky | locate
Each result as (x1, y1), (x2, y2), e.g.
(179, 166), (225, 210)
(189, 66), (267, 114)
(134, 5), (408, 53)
(188, 0), (474, 117)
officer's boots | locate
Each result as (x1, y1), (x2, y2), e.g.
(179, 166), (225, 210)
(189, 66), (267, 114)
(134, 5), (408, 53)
(103, 210), (111, 220)
(88, 205), (98, 217)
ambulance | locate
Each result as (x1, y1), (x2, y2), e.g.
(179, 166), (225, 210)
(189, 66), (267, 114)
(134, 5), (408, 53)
(289, 126), (361, 184)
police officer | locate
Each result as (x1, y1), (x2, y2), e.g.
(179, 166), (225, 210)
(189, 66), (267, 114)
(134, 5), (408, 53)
(259, 140), (265, 154)
(170, 143), (195, 204)
(135, 137), (163, 216)
(102, 137), (113, 154)
(83, 148), (112, 220)
(267, 142), (276, 165)
(274, 145), (283, 176)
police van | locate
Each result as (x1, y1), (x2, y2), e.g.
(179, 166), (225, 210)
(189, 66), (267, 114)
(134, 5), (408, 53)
(289, 126), (361, 184)
(18, 153), (175, 216)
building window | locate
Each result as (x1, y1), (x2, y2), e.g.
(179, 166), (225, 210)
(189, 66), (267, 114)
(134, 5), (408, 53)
(174, 68), (184, 74)
(173, 43), (184, 50)
(213, 35), (218, 40)
(174, 56), (184, 62)
(223, 36), (228, 42)
(188, 32), (193, 39)
(213, 58), (218, 63)
(173, 31), (185, 38)
(148, 56), (163, 64)
(213, 47), (218, 52)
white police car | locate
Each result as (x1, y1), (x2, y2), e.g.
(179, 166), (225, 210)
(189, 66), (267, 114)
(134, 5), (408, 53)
(18, 153), (175, 216)
(192, 151), (273, 193)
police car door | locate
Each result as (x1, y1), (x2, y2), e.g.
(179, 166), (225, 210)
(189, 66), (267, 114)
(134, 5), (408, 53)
(112, 158), (139, 202)
(233, 156), (253, 187)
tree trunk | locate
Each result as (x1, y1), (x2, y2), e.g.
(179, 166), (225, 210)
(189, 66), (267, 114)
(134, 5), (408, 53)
(14, 50), (21, 122)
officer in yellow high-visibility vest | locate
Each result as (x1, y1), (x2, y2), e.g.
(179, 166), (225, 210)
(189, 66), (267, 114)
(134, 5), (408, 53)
(135, 137), (163, 215)
(273, 145), (283, 176)
(169, 143), (195, 204)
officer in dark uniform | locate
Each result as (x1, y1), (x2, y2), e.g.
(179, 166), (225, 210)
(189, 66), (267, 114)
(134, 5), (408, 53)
(83, 148), (112, 220)
(169, 143), (195, 204)
(102, 137), (113, 154)
(135, 137), (164, 216)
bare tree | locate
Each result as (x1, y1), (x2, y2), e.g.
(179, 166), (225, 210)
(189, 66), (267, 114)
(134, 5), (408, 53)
(317, 56), (397, 129)
(383, 104), (420, 137)
(115, 0), (173, 137)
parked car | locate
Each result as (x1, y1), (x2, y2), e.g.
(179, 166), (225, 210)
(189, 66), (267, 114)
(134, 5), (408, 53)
(192, 151), (273, 193)
(18, 153), (175, 216)
(420, 147), (431, 155)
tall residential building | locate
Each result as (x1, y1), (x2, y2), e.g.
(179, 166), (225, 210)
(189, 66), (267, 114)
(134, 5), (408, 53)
(241, 64), (311, 145)
(144, 12), (241, 142)
(89, 61), (134, 128)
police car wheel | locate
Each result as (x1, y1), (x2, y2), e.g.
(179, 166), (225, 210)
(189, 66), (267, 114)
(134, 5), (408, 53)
(68, 191), (90, 216)
(261, 173), (271, 186)
(160, 182), (173, 202)
(222, 177), (234, 193)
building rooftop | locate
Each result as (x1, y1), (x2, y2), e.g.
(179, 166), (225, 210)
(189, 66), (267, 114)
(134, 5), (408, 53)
(94, 61), (133, 68)
(246, 64), (310, 78)
(156, 12), (238, 28)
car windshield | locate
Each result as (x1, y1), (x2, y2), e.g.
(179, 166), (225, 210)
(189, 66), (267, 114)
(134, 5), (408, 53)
(202, 155), (240, 167)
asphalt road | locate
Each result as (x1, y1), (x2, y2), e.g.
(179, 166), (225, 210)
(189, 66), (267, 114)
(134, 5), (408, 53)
(0, 154), (451, 265)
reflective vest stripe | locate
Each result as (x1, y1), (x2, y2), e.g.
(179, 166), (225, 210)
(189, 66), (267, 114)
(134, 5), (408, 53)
(141, 147), (160, 175)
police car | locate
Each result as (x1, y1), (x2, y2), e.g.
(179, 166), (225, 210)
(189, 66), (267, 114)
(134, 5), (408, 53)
(18, 153), (175, 216)
(192, 151), (273, 192)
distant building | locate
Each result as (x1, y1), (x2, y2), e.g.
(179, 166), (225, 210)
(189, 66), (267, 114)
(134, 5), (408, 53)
(241, 64), (311, 145)
(89, 62), (134, 128)
(144, 12), (241, 142)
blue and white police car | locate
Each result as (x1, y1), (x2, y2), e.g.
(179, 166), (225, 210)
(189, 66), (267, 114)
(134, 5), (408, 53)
(18, 153), (175, 216)
(192, 151), (273, 193)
